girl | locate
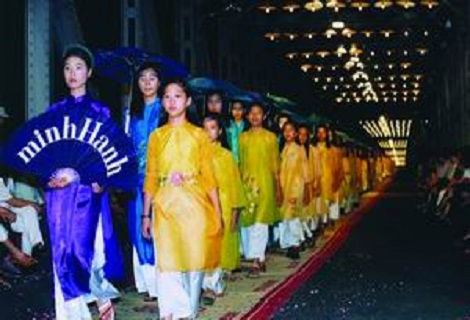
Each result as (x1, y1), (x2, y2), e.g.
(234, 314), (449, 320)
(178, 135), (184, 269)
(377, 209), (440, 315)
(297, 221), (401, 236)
(202, 115), (246, 304)
(313, 124), (336, 228)
(142, 79), (223, 319)
(327, 126), (344, 223)
(226, 100), (249, 163)
(128, 62), (162, 301)
(46, 44), (122, 320)
(239, 103), (281, 276)
(298, 124), (319, 243)
(279, 121), (310, 260)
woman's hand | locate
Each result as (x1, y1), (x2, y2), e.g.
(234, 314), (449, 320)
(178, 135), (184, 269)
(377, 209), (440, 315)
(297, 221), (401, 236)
(276, 186), (284, 206)
(231, 209), (240, 232)
(91, 183), (104, 194)
(48, 168), (79, 189)
(48, 177), (70, 189)
(142, 216), (152, 239)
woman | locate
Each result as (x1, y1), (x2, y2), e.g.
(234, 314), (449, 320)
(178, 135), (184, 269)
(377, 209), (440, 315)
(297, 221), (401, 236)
(278, 121), (310, 260)
(127, 62), (162, 301)
(142, 79), (223, 319)
(46, 44), (122, 320)
(202, 115), (246, 305)
(312, 124), (335, 228)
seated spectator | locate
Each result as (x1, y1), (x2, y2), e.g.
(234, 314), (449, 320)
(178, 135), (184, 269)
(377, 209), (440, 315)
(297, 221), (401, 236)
(0, 173), (44, 274)
(13, 175), (44, 206)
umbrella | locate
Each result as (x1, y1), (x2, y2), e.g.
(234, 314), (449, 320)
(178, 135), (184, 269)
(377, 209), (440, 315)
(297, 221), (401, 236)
(94, 47), (190, 134)
(264, 93), (297, 111)
(188, 77), (251, 100)
(94, 47), (190, 83)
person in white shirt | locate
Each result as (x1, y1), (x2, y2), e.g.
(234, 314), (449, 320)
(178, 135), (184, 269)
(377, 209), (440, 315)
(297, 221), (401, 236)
(0, 175), (44, 262)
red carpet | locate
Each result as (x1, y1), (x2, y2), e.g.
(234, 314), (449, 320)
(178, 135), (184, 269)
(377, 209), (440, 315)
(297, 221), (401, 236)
(241, 181), (392, 320)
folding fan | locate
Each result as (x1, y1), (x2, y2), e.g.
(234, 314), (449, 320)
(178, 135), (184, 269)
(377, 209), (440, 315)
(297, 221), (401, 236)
(2, 102), (138, 190)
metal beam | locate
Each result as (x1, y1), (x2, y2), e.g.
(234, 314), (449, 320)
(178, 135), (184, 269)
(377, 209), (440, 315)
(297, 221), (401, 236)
(25, 0), (51, 119)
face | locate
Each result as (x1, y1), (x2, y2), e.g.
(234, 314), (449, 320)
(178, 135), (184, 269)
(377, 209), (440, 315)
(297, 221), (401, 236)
(207, 93), (223, 114)
(63, 56), (91, 92)
(204, 119), (221, 143)
(162, 83), (191, 118)
(138, 68), (160, 99)
(231, 102), (244, 121)
(328, 129), (334, 142)
(298, 127), (310, 144)
(278, 116), (289, 130)
(316, 127), (327, 142)
(247, 105), (264, 127)
(283, 123), (297, 142)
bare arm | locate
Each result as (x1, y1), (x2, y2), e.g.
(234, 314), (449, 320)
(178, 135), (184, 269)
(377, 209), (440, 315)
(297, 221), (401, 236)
(208, 188), (224, 231)
(142, 192), (153, 239)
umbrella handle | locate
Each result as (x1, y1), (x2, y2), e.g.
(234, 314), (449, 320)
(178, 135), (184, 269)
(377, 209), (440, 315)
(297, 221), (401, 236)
(124, 75), (134, 136)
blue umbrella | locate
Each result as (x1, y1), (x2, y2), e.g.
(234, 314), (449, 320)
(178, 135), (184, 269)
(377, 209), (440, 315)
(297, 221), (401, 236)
(94, 47), (190, 134)
(264, 93), (297, 111)
(188, 77), (250, 100)
(94, 47), (190, 83)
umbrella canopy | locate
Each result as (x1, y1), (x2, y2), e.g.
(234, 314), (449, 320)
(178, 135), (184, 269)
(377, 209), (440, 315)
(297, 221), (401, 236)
(264, 93), (297, 111)
(188, 77), (252, 101)
(94, 47), (190, 83)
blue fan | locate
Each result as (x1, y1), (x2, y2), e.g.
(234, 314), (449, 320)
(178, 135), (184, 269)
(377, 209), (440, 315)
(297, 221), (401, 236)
(3, 101), (138, 190)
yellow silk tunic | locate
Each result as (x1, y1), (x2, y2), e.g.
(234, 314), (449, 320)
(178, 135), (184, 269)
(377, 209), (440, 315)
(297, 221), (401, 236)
(239, 128), (280, 226)
(210, 143), (246, 271)
(314, 143), (335, 214)
(375, 156), (384, 182)
(280, 142), (311, 220)
(305, 145), (320, 218)
(355, 155), (363, 192)
(144, 122), (221, 272)
(341, 155), (352, 202)
(331, 146), (344, 198)
(361, 159), (369, 191)
(348, 154), (358, 200)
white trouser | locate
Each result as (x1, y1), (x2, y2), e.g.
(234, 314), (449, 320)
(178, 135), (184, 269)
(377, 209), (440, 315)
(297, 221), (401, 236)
(202, 268), (225, 295)
(0, 205), (43, 255)
(54, 216), (120, 320)
(279, 219), (303, 249)
(158, 271), (203, 319)
(302, 221), (313, 238)
(345, 195), (354, 213)
(309, 216), (319, 231)
(132, 248), (158, 297)
(241, 223), (269, 262)
(329, 202), (340, 221)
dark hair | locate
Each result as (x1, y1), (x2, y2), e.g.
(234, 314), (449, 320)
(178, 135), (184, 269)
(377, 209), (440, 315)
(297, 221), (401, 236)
(277, 112), (290, 122)
(63, 44), (94, 69)
(313, 123), (331, 148)
(158, 78), (202, 126)
(328, 125), (341, 147)
(159, 78), (192, 99)
(205, 91), (228, 117)
(247, 103), (265, 114)
(203, 114), (230, 149)
(130, 62), (161, 119)
(282, 120), (298, 132)
(206, 91), (223, 101)
(230, 100), (245, 111)
(279, 120), (299, 153)
(297, 123), (312, 158)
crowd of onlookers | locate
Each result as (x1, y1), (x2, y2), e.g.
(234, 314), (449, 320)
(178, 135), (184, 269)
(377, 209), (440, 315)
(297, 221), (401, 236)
(417, 147), (470, 252)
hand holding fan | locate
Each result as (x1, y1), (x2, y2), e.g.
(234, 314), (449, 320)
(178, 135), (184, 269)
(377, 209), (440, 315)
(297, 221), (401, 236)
(3, 100), (138, 190)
